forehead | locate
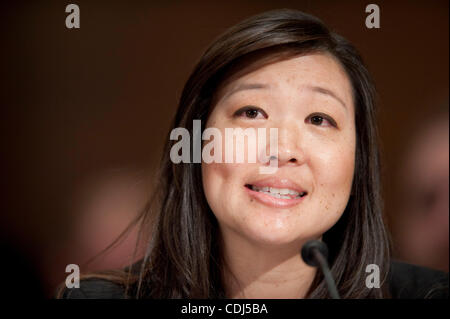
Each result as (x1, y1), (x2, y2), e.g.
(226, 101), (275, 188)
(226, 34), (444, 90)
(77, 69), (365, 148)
(217, 52), (354, 107)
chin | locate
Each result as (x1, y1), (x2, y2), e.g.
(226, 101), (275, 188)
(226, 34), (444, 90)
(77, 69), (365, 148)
(242, 225), (305, 248)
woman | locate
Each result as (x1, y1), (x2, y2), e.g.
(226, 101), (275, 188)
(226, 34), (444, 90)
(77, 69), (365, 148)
(58, 9), (448, 299)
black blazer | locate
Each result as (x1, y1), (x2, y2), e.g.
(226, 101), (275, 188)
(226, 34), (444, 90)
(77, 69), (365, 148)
(60, 260), (449, 299)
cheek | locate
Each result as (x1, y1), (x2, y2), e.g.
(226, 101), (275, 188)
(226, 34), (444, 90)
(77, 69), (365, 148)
(201, 161), (243, 218)
(201, 122), (257, 212)
(317, 149), (354, 188)
(310, 137), (355, 212)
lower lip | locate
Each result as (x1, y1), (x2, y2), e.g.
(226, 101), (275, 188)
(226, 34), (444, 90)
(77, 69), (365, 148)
(244, 186), (307, 208)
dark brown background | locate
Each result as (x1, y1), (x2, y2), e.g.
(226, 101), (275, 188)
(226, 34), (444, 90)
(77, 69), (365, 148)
(0, 0), (448, 296)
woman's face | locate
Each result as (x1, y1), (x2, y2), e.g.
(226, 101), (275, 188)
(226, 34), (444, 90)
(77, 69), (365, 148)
(202, 52), (356, 247)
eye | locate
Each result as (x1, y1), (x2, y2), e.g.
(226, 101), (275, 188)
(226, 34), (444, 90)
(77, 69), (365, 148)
(233, 106), (268, 119)
(306, 113), (337, 128)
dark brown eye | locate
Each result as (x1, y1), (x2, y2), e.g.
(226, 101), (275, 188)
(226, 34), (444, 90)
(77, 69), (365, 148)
(234, 106), (267, 119)
(311, 115), (324, 125)
(307, 113), (337, 128)
(245, 109), (259, 118)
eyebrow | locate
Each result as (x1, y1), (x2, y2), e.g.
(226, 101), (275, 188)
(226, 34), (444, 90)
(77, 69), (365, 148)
(308, 85), (347, 110)
(222, 82), (347, 110)
(222, 83), (270, 101)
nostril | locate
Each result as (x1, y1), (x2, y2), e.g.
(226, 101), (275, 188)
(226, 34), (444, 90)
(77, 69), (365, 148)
(288, 158), (297, 163)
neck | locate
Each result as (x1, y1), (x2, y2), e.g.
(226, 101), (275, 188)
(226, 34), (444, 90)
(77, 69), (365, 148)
(221, 231), (318, 299)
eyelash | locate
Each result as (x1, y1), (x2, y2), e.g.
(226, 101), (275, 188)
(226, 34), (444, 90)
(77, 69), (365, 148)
(233, 106), (268, 119)
(307, 113), (337, 128)
(233, 106), (337, 128)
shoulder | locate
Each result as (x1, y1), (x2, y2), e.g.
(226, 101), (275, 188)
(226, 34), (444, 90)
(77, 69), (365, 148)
(388, 260), (449, 299)
(59, 260), (145, 299)
(60, 278), (127, 299)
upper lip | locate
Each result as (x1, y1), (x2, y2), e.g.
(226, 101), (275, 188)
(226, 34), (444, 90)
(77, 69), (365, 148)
(245, 176), (308, 195)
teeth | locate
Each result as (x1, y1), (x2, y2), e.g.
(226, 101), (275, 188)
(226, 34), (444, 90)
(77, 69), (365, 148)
(251, 185), (305, 198)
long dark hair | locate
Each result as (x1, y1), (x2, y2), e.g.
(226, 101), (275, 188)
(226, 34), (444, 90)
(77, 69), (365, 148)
(58, 8), (391, 299)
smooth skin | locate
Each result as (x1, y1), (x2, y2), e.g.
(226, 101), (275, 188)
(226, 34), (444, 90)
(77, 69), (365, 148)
(202, 52), (356, 298)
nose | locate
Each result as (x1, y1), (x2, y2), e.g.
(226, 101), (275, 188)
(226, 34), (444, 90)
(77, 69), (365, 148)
(276, 121), (306, 167)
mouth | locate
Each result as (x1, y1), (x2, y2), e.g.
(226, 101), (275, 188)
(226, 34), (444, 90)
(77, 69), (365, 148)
(244, 178), (308, 208)
(245, 184), (307, 199)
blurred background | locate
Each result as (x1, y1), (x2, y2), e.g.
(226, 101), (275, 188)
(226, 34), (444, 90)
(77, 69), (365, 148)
(0, 0), (448, 297)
